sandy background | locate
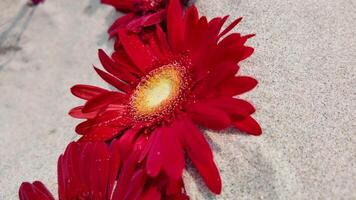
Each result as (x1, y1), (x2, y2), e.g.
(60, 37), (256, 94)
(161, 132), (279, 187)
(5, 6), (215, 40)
(0, 0), (355, 199)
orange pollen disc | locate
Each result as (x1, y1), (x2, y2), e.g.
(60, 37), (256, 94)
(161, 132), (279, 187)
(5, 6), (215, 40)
(130, 64), (189, 121)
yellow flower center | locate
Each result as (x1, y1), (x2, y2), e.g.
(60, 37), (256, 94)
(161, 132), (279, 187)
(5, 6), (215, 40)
(130, 64), (188, 120)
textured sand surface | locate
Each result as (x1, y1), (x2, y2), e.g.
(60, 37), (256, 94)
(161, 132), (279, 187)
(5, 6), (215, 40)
(0, 0), (355, 199)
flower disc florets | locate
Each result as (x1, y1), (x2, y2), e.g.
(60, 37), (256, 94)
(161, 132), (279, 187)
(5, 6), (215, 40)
(129, 59), (191, 122)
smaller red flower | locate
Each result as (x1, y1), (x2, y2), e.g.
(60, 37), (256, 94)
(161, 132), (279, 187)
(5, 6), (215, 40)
(19, 139), (189, 200)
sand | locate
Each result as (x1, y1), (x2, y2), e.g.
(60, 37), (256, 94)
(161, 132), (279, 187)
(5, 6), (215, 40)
(0, 0), (355, 199)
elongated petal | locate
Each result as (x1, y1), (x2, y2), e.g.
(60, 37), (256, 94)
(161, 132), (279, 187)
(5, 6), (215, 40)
(139, 187), (161, 200)
(145, 128), (163, 177)
(218, 17), (242, 38)
(76, 109), (128, 136)
(111, 48), (142, 75)
(241, 46), (254, 61)
(154, 25), (170, 55)
(218, 76), (258, 97)
(94, 66), (131, 93)
(192, 61), (239, 96)
(109, 13), (136, 36)
(69, 106), (98, 119)
(85, 143), (111, 199)
(165, 178), (184, 196)
(118, 129), (140, 161)
(167, 0), (184, 52)
(190, 17), (227, 78)
(191, 157), (221, 194)
(162, 125), (185, 180)
(233, 116), (262, 135)
(181, 119), (221, 194)
(126, 10), (166, 32)
(118, 29), (155, 72)
(71, 84), (108, 100)
(139, 127), (158, 163)
(184, 5), (198, 47)
(108, 139), (121, 198)
(214, 34), (255, 64)
(202, 97), (255, 118)
(57, 155), (65, 200)
(98, 49), (138, 84)
(123, 169), (147, 200)
(32, 182), (54, 200)
(19, 182), (54, 200)
(82, 91), (126, 113)
(78, 126), (125, 142)
(113, 150), (141, 200)
(186, 102), (231, 130)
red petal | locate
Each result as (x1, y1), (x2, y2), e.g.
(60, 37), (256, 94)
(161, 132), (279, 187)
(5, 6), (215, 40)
(57, 155), (65, 200)
(58, 142), (82, 199)
(218, 76), (258, 96)
(94, 66), (131, 93)
(218, 17), (242, 38)
(113, 150), (141, 200)
(109, 13), (136, 36)
(203, 97), (256, 118)
(218, 33), (250, 48)
(214, 33), (255, 64)
(108, 139), (121, 198)
(154, 25), (170, 55)
(76, 109), (129, 136)
(69, 106), (98, 119)
(190, 17), (227, 78)
(241, 46), (254, 61)
(192, 61), (239, 96)
(139, 128), (158, 163)
(87, 143), (111, 199)
(165, 178), (184, 195)
(78, 126), (125, 142)
(118, 129), (140, 161)
(167, 0), (184, 52)
(145, 128), (163, 177)
(139, 187), (161, 200)
(186, 102), (231, 131)
(32, 181), (54, 200)
(82, 91), (126, 113)
(126, 10), (166, 32)
(98, 49), (138, 84)
(71, 84), (108, 100)
(111, 48), (142, 75)
(148, 32), (165, 61)
(184, 5), (199, 47)
(19, 182), (54, 200)
(233, 116), (262, 135)
(187, 16), (208, 53)
(191, 158), (221, 194)
(181, 119), (221, 194)
(123, 169), (147, 200)
(118, 29), (155, 72)
(162, 124), (185, 180)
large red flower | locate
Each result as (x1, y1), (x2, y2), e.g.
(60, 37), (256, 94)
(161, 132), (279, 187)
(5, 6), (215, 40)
(70, 0), (261, 194)
(19, 139), (189, 200)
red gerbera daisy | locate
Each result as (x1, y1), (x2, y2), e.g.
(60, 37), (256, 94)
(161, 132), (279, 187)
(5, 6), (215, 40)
(19, 139), (189, 200)
(70, 0), (261, 194)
